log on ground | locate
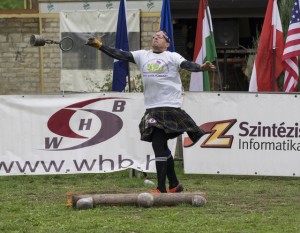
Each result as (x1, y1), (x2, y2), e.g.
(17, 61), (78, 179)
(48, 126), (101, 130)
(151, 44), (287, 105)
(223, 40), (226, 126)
(72, 193), (138, 207)
(152, 192), (206, 206)
(72, 192), (206, 208)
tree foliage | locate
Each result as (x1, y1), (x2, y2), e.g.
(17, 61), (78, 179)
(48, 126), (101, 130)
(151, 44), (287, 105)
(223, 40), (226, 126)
(0, 0), (24, 9)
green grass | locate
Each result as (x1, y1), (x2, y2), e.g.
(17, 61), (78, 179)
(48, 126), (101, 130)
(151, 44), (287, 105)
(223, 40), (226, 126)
(1, 170), (300, 233)
(0, 0), (25, 10)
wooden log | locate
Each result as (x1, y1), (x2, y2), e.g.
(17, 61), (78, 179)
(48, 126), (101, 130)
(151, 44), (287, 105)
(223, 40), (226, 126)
(72, 192), (206, 208)
(152, 193), (206, 206)
(72, 193), (138, 207)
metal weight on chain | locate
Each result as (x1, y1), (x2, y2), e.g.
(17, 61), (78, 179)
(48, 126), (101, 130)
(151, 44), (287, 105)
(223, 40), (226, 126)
(30, 34), (74, 52)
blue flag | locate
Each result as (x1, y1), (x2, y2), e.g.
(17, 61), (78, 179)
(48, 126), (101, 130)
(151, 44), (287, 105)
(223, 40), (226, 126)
(160, 0), (175, 52)
(112, 0), (129, 92)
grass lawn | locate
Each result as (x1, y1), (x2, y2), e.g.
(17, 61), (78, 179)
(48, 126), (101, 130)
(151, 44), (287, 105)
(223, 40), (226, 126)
(0, 169), (300, 233)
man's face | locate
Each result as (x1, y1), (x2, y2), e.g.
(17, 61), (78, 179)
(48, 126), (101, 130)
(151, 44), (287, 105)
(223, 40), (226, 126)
(151, 31), (170, 52)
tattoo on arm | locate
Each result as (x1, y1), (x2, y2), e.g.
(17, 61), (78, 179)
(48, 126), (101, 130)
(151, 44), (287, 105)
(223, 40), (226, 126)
(100, 45), (135, 63)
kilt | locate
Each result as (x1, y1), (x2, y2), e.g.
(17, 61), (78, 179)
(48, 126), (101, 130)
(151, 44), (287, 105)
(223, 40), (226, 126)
(139, 107), (205, 142)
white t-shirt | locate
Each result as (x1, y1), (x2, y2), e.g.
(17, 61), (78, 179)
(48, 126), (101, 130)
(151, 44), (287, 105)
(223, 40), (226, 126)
(131, 50), (186, 109)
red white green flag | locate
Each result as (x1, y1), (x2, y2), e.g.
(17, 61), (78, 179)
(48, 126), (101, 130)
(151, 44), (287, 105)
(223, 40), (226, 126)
(189, 0), (217, 91)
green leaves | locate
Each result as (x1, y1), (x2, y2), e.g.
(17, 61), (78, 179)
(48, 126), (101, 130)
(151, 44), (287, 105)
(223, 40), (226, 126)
(0, 0), (24, 10)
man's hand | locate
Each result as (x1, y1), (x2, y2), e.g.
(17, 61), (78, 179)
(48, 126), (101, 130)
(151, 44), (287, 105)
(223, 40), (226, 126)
(85, 37), (102, 49)
(200, 61), (216, 71)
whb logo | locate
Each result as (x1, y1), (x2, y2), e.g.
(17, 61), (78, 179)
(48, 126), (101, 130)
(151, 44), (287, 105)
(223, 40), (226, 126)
(45, 97), (126, 151)
(183, 119), (237, 148)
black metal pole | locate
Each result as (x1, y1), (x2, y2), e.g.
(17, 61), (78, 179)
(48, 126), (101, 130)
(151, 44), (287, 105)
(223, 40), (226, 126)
(127, 62), (131, 92)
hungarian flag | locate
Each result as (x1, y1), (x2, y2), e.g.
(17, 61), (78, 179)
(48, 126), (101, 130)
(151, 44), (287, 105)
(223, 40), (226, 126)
(249, 0), (284, 92)
(189, 0), (217, 91)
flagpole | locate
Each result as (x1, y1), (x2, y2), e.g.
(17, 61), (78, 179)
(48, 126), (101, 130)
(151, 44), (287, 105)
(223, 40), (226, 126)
(124, 0), (131, 92)
(272, 49), (276, 91)
(272, 0), (277, 91)
(127, 63), (131, 92)
(204, 0), (222, 91)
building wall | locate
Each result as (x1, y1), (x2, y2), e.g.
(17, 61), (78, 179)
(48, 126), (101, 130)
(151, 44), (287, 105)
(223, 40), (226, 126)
(0, 17), (40, 94)
(0, 13), (160, 95)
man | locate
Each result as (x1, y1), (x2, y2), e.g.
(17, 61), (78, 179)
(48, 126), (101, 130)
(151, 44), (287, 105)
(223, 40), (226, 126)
(85, 30), (215, 193)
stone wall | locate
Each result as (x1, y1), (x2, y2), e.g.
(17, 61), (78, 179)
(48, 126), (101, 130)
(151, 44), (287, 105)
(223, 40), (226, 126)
(0, 17), (40, 94)
(40, 17), (62, 94)
(141, 15), (160, 50)
(0, 13), (160, 95)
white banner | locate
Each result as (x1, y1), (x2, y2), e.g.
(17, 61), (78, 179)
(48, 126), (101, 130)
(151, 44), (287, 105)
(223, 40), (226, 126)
(0, 93), (176, 176)
(40, 1), (162, 14)
(59, 9), (140, 92)
(3, 92), (298, 177)
(182, 92), (300, 177)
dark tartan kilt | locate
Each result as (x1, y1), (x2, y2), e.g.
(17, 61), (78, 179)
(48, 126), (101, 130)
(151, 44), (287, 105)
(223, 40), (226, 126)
(139, 107), (205, 142)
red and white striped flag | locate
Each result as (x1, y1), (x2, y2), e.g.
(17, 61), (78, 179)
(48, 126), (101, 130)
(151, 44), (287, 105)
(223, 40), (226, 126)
(249, 0), (284, 92)
(282, 0), (300, 92)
